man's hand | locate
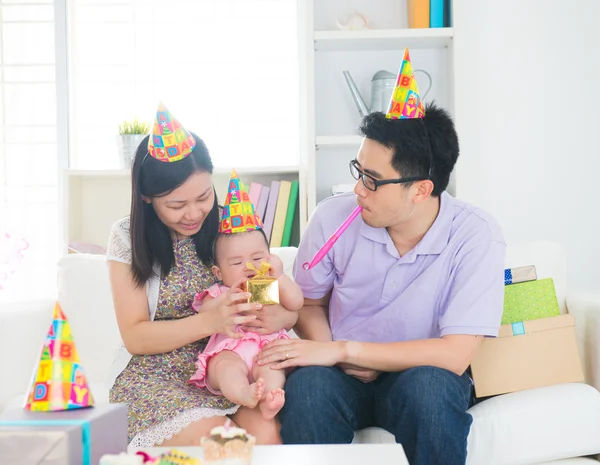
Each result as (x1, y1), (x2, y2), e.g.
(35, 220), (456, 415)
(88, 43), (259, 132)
(256, 338), (345, 370)
(337, 362), (381, 383)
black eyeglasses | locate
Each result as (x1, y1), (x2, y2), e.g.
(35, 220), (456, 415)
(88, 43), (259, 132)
(349, 160), (429, 192)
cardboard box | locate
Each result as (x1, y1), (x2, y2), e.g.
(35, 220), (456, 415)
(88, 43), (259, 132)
(0, 403), (128, 465)
(471, 314), (584, 398)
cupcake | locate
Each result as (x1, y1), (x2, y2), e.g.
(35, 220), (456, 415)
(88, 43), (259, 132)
(201, 420), (256, 465)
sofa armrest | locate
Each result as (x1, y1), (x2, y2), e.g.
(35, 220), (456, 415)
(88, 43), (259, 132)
(568, 293), (600, 391)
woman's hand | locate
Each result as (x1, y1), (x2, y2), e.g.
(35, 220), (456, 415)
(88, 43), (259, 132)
(239, 303), (298, 335)
(205, 278), (262, 338)
(255, 338), (345, 370)
(337, 362), (381, 383)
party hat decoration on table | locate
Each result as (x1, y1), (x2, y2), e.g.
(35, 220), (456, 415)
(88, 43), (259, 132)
(147, 102), (196, 163)
(24, 302), (94, 411)
(385, 48), (426, 120)
(219, 169), (264, 234)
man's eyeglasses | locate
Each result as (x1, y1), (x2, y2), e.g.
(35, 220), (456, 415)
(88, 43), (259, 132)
(349, 159), (429, 192)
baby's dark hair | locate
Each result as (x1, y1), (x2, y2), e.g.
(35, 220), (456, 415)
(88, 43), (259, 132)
(212, 229), (270, 265)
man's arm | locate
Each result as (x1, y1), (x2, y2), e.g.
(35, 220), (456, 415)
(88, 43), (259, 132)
(339, 334), (484, 376)
(293, 291), (333, 342)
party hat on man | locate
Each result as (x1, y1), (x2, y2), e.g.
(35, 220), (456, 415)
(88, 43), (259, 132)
(24, 302), (94, 411)
(219, 170), (263, 234)
(385, 48), (426, 120)
(147, 102), (196, 163)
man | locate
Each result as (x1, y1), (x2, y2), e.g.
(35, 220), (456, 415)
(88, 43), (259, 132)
(256, 96), (506, 462)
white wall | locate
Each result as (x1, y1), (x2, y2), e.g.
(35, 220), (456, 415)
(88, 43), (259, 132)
(453, 0), (600, 293)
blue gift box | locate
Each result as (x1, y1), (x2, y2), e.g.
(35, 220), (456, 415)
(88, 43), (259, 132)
(0, 403), (128, 465)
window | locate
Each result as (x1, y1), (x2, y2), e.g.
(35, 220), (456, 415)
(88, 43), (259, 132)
(69, 0), (299, 170)
(0, 0), (298, 302)
(0, 0), (59, 301)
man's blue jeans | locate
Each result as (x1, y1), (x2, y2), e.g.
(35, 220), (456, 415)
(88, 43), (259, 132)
(279, 366), (474, 465)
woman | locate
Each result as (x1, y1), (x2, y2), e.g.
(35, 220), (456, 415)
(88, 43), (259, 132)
(106, 104), (297, 447)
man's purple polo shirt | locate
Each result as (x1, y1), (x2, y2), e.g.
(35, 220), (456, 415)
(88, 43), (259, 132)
(292, 192), (506, 342)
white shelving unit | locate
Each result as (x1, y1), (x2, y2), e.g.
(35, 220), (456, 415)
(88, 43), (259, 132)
(298, 0), (456, 218)
(314, 28), (454, 51)
(63, 166), (300, 250)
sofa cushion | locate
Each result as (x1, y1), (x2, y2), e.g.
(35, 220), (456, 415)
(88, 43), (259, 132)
(352, 383), (600, 464)
(467, 383), (600, 465)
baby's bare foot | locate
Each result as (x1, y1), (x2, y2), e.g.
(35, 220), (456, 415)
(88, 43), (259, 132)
(231, 377), (264, 408)
(259, 388), (285, 420)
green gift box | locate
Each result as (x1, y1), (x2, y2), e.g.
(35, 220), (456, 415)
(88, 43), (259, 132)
(502, 277), (561, 324)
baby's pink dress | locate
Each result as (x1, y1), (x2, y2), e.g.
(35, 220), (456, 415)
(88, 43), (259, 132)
(188, 283), (290, 395)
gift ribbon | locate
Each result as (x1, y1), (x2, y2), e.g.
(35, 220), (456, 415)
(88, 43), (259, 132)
(246, 261), (271, 277)
(511, 321), (525, 336)
(0, 419), (91, 465)
(504, 269), (513, 285)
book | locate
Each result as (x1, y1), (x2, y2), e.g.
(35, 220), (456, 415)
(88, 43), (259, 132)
(263, 181), (280, 242)
(407, 0), (429, 28)
(444, 0), (453, 27)
(430, 0), (444, 28)
(269, 180), (292, 248)
(256, 185), (270, 222)
(281, 180), (299, 247)
(248, 182), (262, 208)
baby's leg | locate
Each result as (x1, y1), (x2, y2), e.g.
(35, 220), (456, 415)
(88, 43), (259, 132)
(207, 351), (264, 409)
(252, 362), (286, 420)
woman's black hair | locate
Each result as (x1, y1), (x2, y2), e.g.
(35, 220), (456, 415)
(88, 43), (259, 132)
(129, 132), (219, 287)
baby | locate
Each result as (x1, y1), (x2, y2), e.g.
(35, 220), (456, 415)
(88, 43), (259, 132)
(189, 228), (303, 420)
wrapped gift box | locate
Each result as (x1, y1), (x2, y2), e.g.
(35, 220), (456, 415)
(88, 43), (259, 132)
(502, 277), (560, 324)
(0, 403), (128, 465)
(504, 265), (537, 285)
(470, 314), (584, 398)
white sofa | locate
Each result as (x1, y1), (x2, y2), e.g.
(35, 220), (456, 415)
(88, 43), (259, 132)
(2, 242), (600, 465)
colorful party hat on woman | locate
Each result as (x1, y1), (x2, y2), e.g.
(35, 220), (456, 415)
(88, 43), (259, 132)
(147, 103), (196, 162)
(385, 48), (426, 120)
(24, 302), (93, 411)
(219, 170), (263, 234)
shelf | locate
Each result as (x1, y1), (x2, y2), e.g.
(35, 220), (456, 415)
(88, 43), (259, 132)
(66, 166), (300, 177)
(314, 28), (454, 52)
(316, 135), (363, 148)
(67, 169), (130, 177)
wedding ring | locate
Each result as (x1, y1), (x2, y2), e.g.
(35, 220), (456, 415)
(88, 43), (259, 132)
(285, 352), (289, 360)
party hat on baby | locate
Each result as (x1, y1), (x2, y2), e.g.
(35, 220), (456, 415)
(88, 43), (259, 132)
(147, 102), (196, 163)
(219, 170), (263, 234)
(24, 302), (94, 411)
(385, 48), (426, 120)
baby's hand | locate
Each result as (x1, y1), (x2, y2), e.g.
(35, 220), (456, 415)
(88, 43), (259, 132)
(266, 254), (284, 279)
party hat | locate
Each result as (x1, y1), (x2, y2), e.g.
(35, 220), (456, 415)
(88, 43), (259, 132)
(219, 170), (263, 234)
(24, 302), (94, 411)
(385, 48), (426, 120)
(147, 103), (196, 163)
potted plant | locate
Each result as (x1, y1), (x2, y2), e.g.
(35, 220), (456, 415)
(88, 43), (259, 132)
(117, 119), (150, 168)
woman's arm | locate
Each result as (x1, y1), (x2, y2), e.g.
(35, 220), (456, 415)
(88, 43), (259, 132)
(109, 261), (218, 355)
(110, 263), (259, 355)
